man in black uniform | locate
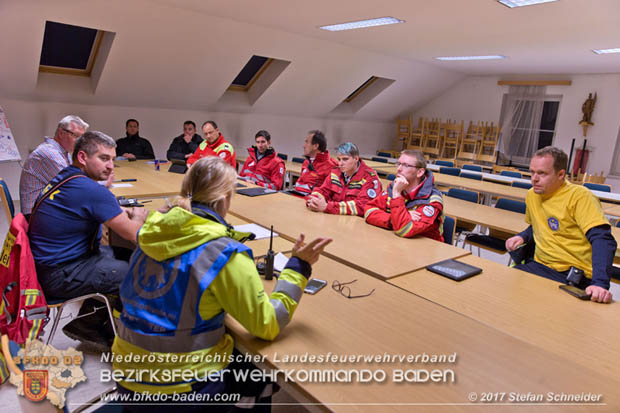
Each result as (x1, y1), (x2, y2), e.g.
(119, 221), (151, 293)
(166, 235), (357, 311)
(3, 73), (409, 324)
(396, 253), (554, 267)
(166, 120), (203, 161)
(116, 119), (155, 160)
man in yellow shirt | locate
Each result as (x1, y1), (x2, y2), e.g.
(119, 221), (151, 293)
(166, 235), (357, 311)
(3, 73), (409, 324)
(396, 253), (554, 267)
(506, 146), (615, 303)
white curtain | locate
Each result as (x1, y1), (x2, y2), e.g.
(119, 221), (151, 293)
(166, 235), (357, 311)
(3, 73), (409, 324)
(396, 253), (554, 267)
(499, 85), (547, 165)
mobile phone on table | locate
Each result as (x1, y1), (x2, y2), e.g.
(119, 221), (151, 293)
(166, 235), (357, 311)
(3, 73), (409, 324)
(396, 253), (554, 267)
(304, 278), (327, 294)
(559, 284), (591, 300)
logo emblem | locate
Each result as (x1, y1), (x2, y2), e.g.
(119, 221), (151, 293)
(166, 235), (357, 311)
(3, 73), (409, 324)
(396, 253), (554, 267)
(422, 205), (435, 217)
(548, 217), (559, 231)
(24, 370), (48, 402)
(219, 152), (226, 159)
(367, 189), (377, 198)
(134, 254), (180, 299)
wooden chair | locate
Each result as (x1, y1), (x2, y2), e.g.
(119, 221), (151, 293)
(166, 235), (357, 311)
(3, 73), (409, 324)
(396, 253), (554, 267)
(441, 119), (463, 159)
(477, 122), (500, 164)
(423, 118), (442, 157)
(395, 116), (412, 152)
(568, 168), (586, 184)
(457, 121), (483, 162)
(407, 117), (426, 150)
(584, 171), (606, 184)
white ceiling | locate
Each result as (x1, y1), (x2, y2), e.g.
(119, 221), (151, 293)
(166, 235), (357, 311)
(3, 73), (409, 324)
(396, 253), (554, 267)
(155, 0), (620, 75)
(1, 0), (619, 121)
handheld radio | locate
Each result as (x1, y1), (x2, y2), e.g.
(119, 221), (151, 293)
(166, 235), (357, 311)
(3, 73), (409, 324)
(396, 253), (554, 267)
(264, 225), (275, 280)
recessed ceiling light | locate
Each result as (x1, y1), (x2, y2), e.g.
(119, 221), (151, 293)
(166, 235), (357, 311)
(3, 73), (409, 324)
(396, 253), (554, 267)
(435, 55), (507, 61)
(319, 17), (404, 32)
(498, 0), (558, 8)
(592, 48), (620, 54)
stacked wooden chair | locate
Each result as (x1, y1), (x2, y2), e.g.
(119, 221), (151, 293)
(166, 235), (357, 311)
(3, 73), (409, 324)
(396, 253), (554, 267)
(422, 118), (442, 157)
(457, 121), (484, 162)
(395, 116), (412, 152)
(441, 119), (463, 160)
(407, 117), (426, 150)
(477, 122), (500, 164)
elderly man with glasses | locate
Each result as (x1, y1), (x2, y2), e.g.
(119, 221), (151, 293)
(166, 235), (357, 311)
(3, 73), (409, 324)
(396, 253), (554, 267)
(364, 149), (444, 241)
(19, 115), (89, 218)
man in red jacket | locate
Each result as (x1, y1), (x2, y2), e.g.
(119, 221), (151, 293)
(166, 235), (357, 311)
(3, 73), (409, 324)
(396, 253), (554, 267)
(306, 142), (381, 216)
(292, 130), (337, 196)
(187, 121), (236, 168)
(239, 130), (285, 190)
(364, 149), (444, 241)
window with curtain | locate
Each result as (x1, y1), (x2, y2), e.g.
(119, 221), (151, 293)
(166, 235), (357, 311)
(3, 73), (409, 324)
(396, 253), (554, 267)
(498, 86), (560, 166)
(608, 126), (620, 176)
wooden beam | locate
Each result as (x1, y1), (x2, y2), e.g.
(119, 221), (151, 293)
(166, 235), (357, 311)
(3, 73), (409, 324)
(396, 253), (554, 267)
(497, 80), (572, 86)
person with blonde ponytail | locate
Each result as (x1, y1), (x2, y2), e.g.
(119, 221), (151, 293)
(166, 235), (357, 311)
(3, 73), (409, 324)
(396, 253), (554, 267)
(112, 157), (331, 412)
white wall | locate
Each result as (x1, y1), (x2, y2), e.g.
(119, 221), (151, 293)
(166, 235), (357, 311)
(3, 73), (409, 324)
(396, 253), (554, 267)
(413, 74), (620, 191)
(0, 97), (393, 200)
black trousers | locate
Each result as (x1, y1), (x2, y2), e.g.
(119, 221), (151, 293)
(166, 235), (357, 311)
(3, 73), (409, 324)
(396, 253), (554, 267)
(514, 260), (591, 289)
(37, 246), (130, 299)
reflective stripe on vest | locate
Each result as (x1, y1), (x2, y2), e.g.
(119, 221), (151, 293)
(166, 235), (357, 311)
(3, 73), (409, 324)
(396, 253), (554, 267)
(214, 142), (234, 156)
(119, 237), (251, 354)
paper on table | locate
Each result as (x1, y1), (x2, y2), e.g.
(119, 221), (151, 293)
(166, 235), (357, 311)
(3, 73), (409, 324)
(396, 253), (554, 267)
(233, 223), (279, 240)
(111, 183), (134, 188)
(274, 252), (289, 272)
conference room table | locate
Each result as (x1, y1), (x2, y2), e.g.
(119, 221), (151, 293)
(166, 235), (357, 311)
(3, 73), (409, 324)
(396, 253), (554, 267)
(227, 190), (470, 280)
(603, 203), (620, 218)
(227, 255), (620, 411)
(388, 254), (620, 384)
(377, 168), (530, 202)
(108, 161), (620, 410)
(111, 159), (184, 197)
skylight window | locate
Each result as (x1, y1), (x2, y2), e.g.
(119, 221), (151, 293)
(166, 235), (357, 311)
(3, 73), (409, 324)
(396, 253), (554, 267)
(228, 55), (273, 91)
(319, 17), (404, 32)
(592, 48), (620, 54)
(39, 21), (103, 76)
(220, 55), (290, 106)
(345, 77), (378, 102)
(435, 55), (507, 61)
(331, 75), (395, 114)
(497, 0), (558, 8)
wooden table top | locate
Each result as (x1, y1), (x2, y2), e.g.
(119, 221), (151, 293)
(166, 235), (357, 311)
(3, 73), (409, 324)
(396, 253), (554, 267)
(228, 191), (470, 280)
(603, 203), (620, 217)
(388, 254), (620, 383)
(375, 166), (529, 201)
(111, 160), (184, 198)
(227, 255), (620, 411)
(442, 196), (528, 234)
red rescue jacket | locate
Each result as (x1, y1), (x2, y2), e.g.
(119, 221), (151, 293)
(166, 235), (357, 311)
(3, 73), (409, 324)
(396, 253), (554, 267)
(0, 213), (48, 344)
(187, 134), (236, 168)
(310, 160), (382, 216)
(364, 171), (444, 241)
(239, 147), (286, 190)
(294, 151), (337, 196)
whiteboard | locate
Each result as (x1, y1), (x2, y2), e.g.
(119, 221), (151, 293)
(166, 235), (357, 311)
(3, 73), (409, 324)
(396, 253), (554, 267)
(0, 106), (21, 163)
